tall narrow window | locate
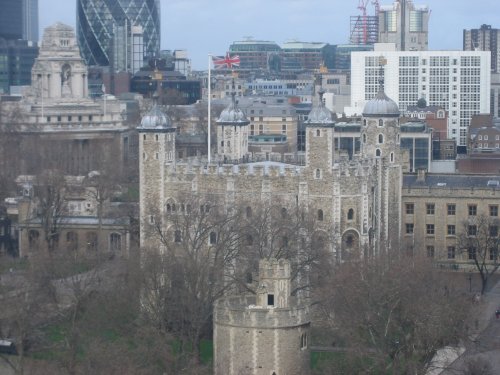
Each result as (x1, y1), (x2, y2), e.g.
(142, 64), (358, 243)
(318, 209), (324, 221)
(347, 209), (354, 221)
(378, 134), (384, 144)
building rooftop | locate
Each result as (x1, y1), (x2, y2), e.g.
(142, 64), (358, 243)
(403, 174), (500, 189)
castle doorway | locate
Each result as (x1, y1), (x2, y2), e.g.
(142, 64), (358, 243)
(341, 230), (360, 261)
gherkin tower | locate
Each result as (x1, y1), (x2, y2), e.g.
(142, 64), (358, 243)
(77, 0), (160, 66)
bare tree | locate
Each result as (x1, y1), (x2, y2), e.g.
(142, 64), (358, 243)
(142, 194), (244, 361)
(457, 215), (500, 295)
(315, 252), (472, 375)
(33, 170), (68, 254)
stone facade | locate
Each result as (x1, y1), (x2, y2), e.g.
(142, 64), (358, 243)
(402, 172), (500, 266)
(0, 23), (135, 176)
(138, 86), (404, 263)
(213, 259), (310, 375)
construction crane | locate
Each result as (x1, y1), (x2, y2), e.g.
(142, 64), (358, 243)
(357, 0), (370, 45)
(350, 0), (379, 45)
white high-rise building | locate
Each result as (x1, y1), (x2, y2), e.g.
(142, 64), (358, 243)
(348, 45), (491, 147)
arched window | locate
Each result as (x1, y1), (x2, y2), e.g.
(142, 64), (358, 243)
(376, 149), (381, 157)
(174, 230), (182, 243)
(246, 234), (254, 246)
(28, 230), (40, 251)
(315, 169), (321, 179)
(316, 129), (321, 137)
(378, 134), (384, 144)
(209, 232), (217, 244)
(347, 208), (354, 221)
(86, 232), (97, 252)
(363, 119), (367, 127)
(110, 233), (122, 252)
(66, 231), (78, 251)
(378, 119), (384, 127)
(363, 134), (366, 143)
(281, 207), (287, 219)
(318, 209), (324, 221)
(166, 203), (171, 213)
(246, 206), (252, 218)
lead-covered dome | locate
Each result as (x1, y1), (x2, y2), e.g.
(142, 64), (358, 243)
(217, 93), (249, 125)
(363, 90), (400, 118)
(140, 105), (172, 128)
(305, 91), (334, 126)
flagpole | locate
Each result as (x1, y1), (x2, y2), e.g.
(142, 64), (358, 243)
(208, 54), (212, 164)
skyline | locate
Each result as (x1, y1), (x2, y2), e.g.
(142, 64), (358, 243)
(39, 0), (500, 70)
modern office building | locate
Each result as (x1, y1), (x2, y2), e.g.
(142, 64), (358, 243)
(0, 0), (38, 42)
(280, 41), (335, 71)
(0, 38), (38, 94)
(348, 46), (491, 147)
(464, 24), (500, 73)
(378, 0), (429, 51)
(331, 44), (374, 71)
(76, 0), (160, 69)
(228, 40), (281, 72)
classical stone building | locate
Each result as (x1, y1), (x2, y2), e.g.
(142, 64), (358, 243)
(0, 23), (135, 177)
(213, 259), (310, 375)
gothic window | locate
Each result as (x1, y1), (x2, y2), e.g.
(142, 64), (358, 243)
(378, 134), (384, 144)
(317, 209), (324, 221)
(347, 209), (354, 221)
(376, 149), (381, 157)
(166, 203), (171, 213)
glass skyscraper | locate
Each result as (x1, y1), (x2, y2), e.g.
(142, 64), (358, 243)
(77, 0), (160, 67)
(0, 0), (38, 42)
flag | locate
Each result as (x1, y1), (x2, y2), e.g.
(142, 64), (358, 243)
(212, 53), (240, 69)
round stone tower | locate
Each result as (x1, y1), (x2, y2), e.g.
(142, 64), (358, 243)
(213, 259), (310, 375)
(216, 81), (250, 162)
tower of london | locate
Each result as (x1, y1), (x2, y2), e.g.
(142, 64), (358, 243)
(138, 84), (404, 259)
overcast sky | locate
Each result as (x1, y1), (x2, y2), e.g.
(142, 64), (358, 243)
(39, 0), (500, 70)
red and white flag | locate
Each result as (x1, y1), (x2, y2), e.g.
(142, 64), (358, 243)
(212, 53), (240, 69)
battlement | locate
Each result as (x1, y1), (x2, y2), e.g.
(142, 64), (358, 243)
(168, 161), (303, 178)
(213, 295), (310, 328)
